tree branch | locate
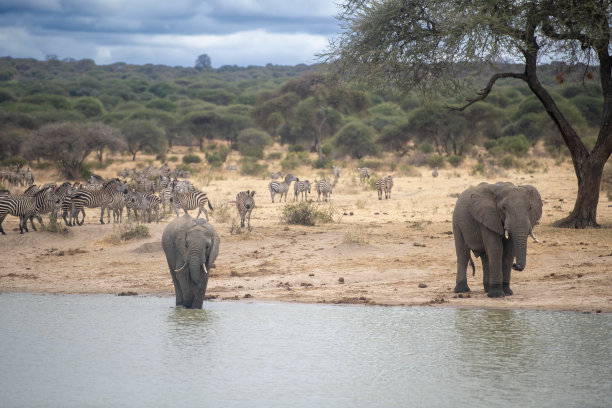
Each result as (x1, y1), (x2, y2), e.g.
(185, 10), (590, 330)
(448, 72), (526, 111)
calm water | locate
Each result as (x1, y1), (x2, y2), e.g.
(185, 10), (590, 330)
(0, 294), (610, 408)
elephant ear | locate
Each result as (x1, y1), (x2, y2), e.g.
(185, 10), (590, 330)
(520, 185), (543, 227)
(468, 184), (504, 236)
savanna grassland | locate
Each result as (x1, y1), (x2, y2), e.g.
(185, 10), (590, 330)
(1, 146), (611, 313)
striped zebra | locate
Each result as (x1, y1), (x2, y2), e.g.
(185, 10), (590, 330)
(358, 167), (370, 184)
(0, 188), (54, 234)
(38, 182), (72, 220)
(269, 174), (297, 203)
(293, 180), (311, 201)
(316, 179), (333, 202)
(171, 189), (214, 220)
(108, 191), (126, 223)
(375, 178), (385, 200)
(236, 190), (255, 231)
(139, 192), (161, 223)
(69, 178), (127, 226)
(384, 175), (394, 199)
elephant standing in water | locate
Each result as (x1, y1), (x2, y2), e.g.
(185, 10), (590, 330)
(453, 182), (542, 298)
(162, 214), (220, 309)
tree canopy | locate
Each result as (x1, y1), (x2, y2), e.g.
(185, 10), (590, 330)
(324, 0), (612, 228)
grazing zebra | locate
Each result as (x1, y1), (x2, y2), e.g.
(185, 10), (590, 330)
(171, 189), (214, 220)
(0, 188), (54, 234)
(141, 192), (161, 223)
(69, 178), (127, 226)
(384, 175), (394, 199)
(332, 165), (340, 179)
(269, 174), (297, 203)
(375, 178), (385, 200)
(316, 179), (333, 202)
(293, 180), (311, 201)
(236, 190), (256, 230)
(358, 167), (370, 184)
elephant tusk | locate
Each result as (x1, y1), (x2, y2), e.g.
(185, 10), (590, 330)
(504, 229), (509, 239)
(174, 262), (187, 272)
(529, 231), (540, 243)
(203, 263), (208, 275)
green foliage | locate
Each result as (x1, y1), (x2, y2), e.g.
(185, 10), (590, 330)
(239, 157), (267, 177)
(448, 155), (463, 167)
(236, 128), (272, 155)
(471, 162), (487, 176)
(281, 201), (337, 226)
(73, 97), (104, 117)
(1, 156), (27, 167)
(281, 151), (311, 172)
(266, 152), (283, 160)
(182, 154), (202, 164)
(486, 134), (530, 157)
(417, 142), (434, 154)
(205, 151), (223, 167)
(168, 155), (179, 162)
(106, 221), (150, 244)
(334, 122), (379, 159)
(500, 155), (519, 169)
(288, 144), (306, 152)
(426, 154), (446, 168)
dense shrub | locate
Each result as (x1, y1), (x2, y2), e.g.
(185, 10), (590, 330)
(426, 154), (446, 168)
(416, 142), (434, 154)
(448, 155), (463, 167)
(486, 134), (530, 157)
(240, 157), (266, 177)
(281, 201), (336, 226)
(182, 154), (202, 164)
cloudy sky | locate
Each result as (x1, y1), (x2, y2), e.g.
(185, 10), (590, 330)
(0, 0), (341, 68)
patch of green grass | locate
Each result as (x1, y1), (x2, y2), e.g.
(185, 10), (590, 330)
(281, 201), (338, 226)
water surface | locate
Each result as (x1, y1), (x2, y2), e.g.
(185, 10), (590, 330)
(1, 294), (610, 407)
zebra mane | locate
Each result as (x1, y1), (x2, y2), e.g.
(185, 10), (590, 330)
(32, 186), (52, 198)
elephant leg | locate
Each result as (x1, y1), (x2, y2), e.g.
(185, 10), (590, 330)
(453, 227), (471, 293)
(480, 254), (491, 293)
(482, 239), (504, 298)
(170, 269), (184, 306)
(502, 238), (515, 295)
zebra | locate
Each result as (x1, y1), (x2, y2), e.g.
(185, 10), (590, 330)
(384, 175), (394, 199)
(140, 192), (161, 223)
(69, 178), (127, 226)
(236, 190), (256, 231)
(269, 174), (297, 203)
(332, 165), (340, 179)
(358, 167), (370, 184)
(108, 191), (126, 223)
(316, 179), (333, 202)
(38, 182), (72, 220)
(171, 189), (214, 220)
(375, 178), (385, 200)
(293, 180), (311, 201)
(0, 187), (54, 234)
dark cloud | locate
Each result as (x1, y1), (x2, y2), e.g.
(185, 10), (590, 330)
(0, 0), (339, 67)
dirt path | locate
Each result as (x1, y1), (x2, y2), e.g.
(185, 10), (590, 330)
(1, 159), (611, 313)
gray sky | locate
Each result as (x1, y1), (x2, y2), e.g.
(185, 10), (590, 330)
(0, 0), (341, 68)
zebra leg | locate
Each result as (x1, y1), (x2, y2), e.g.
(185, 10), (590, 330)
(77, 208), (85, 226)
(0, 214), (5, 234)
(247, 210), (252, 231)
(99, 207), (105, 224)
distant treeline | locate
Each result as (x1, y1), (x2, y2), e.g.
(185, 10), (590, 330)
(0, 56), (603, 174)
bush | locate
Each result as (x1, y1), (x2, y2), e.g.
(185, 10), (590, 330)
(486, 134), (530, 157)
(471, 162), (486, 176)
(206, 151), (223, 167)
(237, 128), (272, 155)
(426, 154), (446, 168)
(105, 221), (150, 244)
(240, 157), (267, 177)
(168, 156), (179, 162)
(281, 201), (337, 226)
(242, 147), (264, 159)
(448, 155), (463, 167)
(417, 142), (434, 154)
(281, 151), (310, 172)
(183, 154), (202, 164)
(1, 156), (27, 167)
(288, 144), (306, 152)
(267, 152), (283, 160)
(500, 155), (519, 169)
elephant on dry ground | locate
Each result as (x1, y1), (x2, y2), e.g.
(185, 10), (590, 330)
(453, 182), (542, 298)
(162, 214), (220, 309)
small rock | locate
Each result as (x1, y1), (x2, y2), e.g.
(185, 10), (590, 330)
(418, 283), (427, 288)
(243, 294), (252, 298)
(338, 277), (345, 284)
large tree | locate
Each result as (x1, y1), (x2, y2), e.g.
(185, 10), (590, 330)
(324, 0), (612, 228)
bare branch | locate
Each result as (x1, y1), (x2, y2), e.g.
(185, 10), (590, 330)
(448, 72), (526, 111)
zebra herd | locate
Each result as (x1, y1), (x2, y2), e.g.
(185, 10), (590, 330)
(1, 165), (396, 235)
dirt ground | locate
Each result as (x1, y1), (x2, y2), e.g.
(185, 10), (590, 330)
(1, 154), (611, 313)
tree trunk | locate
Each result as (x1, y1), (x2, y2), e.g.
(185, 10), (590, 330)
(521, 41), (612, 228)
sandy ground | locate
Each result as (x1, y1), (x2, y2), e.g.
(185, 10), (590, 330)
(1, 156), (611, 313)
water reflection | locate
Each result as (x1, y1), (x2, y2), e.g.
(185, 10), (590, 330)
(0, 294), (610, 408)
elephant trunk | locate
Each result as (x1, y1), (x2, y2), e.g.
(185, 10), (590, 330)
(512, 232), (528, 271)
(189, 250), (203, 284)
